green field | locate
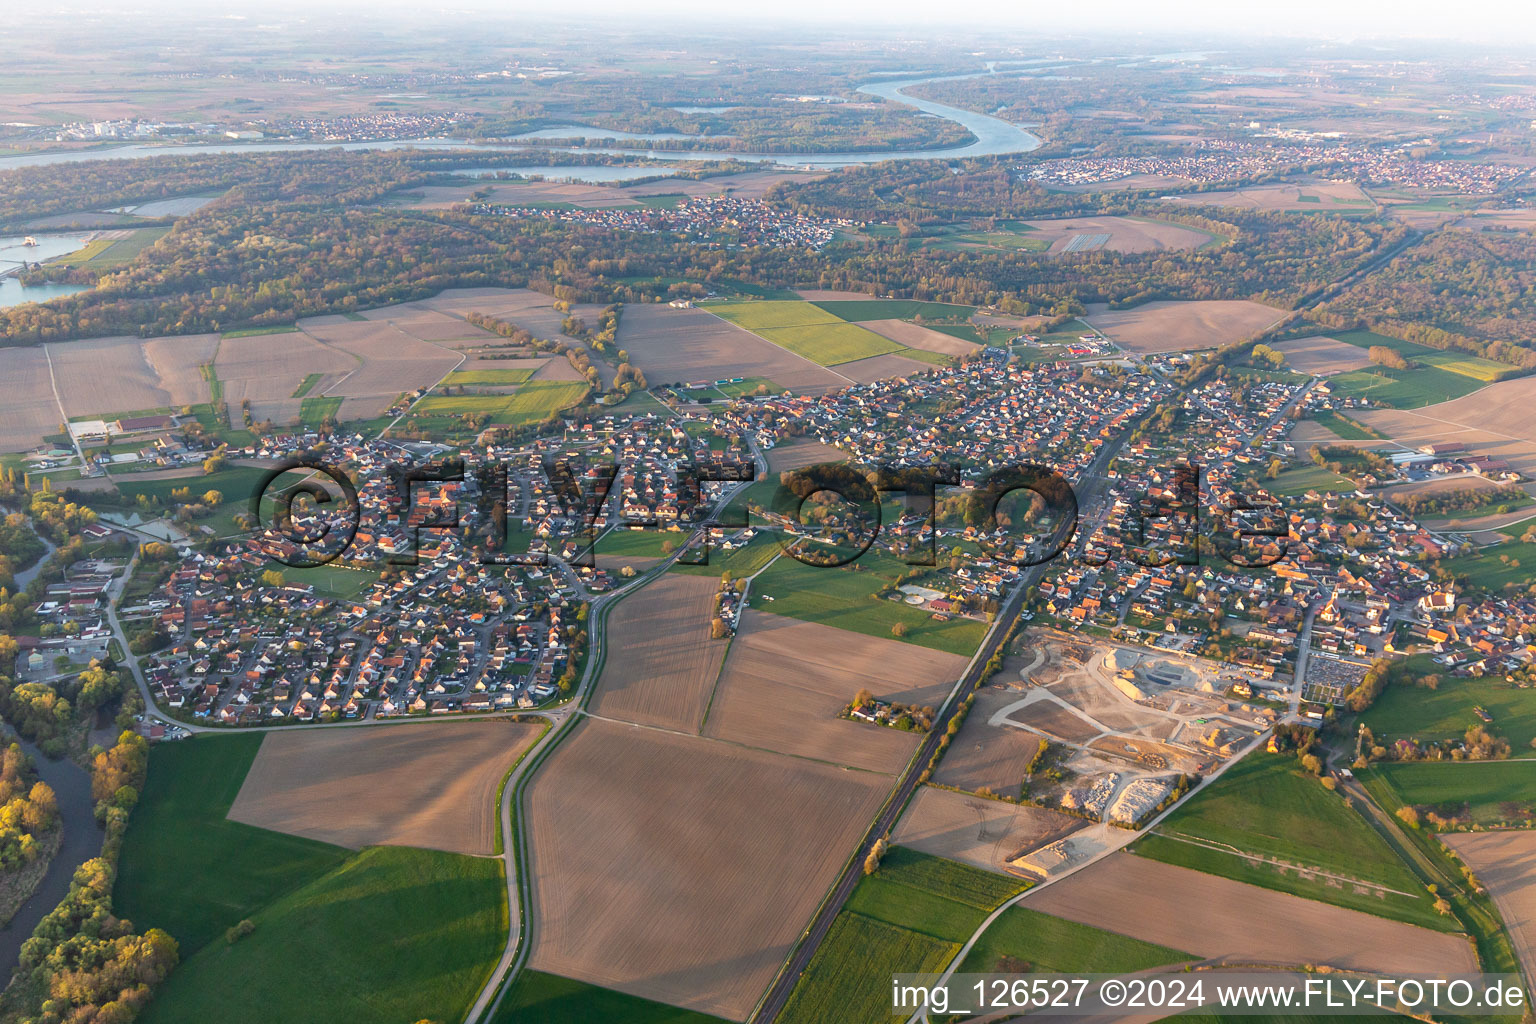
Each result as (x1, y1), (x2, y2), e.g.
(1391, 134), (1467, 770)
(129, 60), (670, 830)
(811, 300), (976, 323)
(779, 912), (956, 1024)
(1372, 761), (1536, 827)
(1326, 366), (1487, 409)
(1325, 329), (1515, 391)
(299, 395), (342, 426)
(445, 367), (537, 386)
(755, 321), (905, 366)
(709, 300), (841, 330)
(1136, 750), (1449, 928)
(492, 972), (727, 1024)
(588, 525), (687, 559)
(115, 735), (350, 954)
(957, 904), (1194, 973)
(282, 561), (380, 598)
(1327, 329), (1436, 357)
(779, 848), (1022, 1024)
(1362, 655), (1536, 749)
(72, 225), (171, 266)
(222, 325), (299, 339)
(672, 532), (782, 577)
(291, 373), (323, 397)
(1268, 462), (1355, 497)
(143, 845), (505, 1024)
(414, 381), (590, 425)
(1418, 351), (1516, 382)
(1310, 410), (1386, 440)
(111, 464), (281, 506)
(1442, 539), (1536, 590)
(752, 550), (986, 656)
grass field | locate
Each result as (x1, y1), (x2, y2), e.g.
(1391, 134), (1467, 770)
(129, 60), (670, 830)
(75, 225), (170, 266)
(111, 464), (279, 506)
(752, 550), (986, 657)
(1362, 654), (1536, 749)
(779, 848), (1021, 1024)
(1326, 366), (1487, 409)
(671, 532), (781, 577)
(445, 367), (536, 386)
(1311, 410), (1386, 440)
(1268, 462), (1355, 497)
(1372, 761), (1536, 827)
(1136, 750), (1449, 929)
(115, 735), (350, 955)
(299, 395), (342, 425)
(709, 300), (841, 330)
(778, 912), (956, 1024)
(413, 381), (590, 424)
(1418, 351), (1517, 382)
(755, 321), (905, 366)
(492, 972), (728, 1024)
(143, 845), (505, 1024)
(291, 373), (323, 397)
(957, 904), (1194, 973)
(811, 300), (976, 323)
(1442, 539), (1536, 590)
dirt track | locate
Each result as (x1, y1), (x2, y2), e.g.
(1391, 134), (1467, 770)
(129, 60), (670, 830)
(1028, 852), (1478, 974)
(226, 719), (543, 855)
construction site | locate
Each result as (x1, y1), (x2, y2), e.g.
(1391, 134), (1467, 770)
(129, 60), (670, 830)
(913, 634), (1277, 881)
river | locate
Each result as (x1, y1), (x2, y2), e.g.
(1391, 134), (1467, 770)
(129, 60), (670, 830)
(0, 730), (100, 978)
(0, 233), (93, 309)
(0, 68), (1040, 180)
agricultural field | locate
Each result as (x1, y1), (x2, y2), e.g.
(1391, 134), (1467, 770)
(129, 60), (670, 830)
(854, 319), (981, 357)
(300, 319), (461, 420)
(707, 299), (962, 372)
(891, 785), (1081, 875)
(0, 348), (61, 451)
(958, 903), (1194, 974)
(751, 550), (987, 657)
(525, 716), (890, 1020)
(701, 610), (965, 773)
(1272, 335), (1373, 376)
(932, 667), (1046, 799)
(71, 224), (170, 266)
(492, 972), (728, 1024)
(1019, 215), (1213, 254)
(1135, 751), (1450, 928)
(1371, 761), (1536, 828)
(1030, 852), (1476, 974)
(142, 845), (505, 1024)
(1166, 180), (1375, 213)
(617, 302), (846, 395)
(1308, 410), (1384, 440)
(226, 719), (544, 855)
(1441, 831), (1536, 985)
(780, 848), (1024, 1024)
(1083, 300), (1285, 355)
(444, 366), (537, 386)
(746, 320), (905, 366)
(215, 328), (353, 424)
(809, 299), (975, 323)
(114, 734), (350, 955)
(1327, 366), (1491, 409)
(48, 333), (217, 420)
(410, 381), (591, 427)
(587, 573), (729, 731)
(1354, 376), (1536, 478)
